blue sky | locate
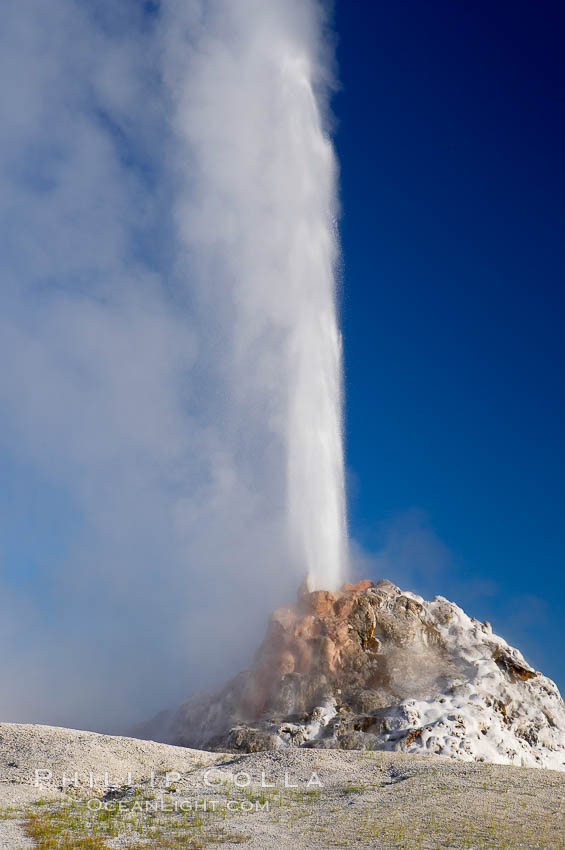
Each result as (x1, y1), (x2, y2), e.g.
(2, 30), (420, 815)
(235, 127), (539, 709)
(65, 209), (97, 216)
(335, 0), (565, 689)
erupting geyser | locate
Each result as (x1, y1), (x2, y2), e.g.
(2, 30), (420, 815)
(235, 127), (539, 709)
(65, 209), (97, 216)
(142, 4), (565, 771)
(283, 55), (348, 592)
(164, 0), (348, 592)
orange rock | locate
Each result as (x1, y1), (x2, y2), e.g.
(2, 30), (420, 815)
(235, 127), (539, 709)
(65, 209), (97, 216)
(334, 596), (356, 618)
(293, 614), (316, 639)
(275, 650), (295, 675)
(342, 579), (373, 592)
(320, 636), (340, 672)
(332, 620), (351, 646)
(293, 639), (314, 674)
(309, 590), (337, 615)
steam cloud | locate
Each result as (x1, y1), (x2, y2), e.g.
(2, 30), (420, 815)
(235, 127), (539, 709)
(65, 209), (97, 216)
(0, 0), (346, 731)
(161, 0), (348, 591)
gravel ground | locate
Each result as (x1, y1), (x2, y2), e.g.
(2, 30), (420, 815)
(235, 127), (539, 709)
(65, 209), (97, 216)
(0, 820), (34, 850)
(1, 722), (563, 849)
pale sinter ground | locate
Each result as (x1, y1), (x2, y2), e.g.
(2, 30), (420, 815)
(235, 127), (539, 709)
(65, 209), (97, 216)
(0, 723), (563, 849)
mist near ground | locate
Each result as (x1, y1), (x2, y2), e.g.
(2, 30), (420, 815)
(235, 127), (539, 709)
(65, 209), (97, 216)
(0, 0), (341, 733)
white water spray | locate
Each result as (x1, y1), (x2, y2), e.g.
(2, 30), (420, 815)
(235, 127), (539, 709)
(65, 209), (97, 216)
(282, 55), (348, 591)
(162, 0), (348, 591)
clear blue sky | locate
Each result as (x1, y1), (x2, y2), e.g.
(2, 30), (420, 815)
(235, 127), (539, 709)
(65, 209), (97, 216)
(335, 0), (565, 689)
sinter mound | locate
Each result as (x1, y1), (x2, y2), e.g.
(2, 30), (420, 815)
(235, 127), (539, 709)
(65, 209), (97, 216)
(141, 579), (565, 771)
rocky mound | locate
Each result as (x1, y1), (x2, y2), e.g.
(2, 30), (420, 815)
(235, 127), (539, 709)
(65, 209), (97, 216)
(144, 579), (565, 770)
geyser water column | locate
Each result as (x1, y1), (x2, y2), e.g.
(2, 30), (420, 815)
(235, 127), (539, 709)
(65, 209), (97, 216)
(283, 52), (348, 591)
(162, 0), (348, 591)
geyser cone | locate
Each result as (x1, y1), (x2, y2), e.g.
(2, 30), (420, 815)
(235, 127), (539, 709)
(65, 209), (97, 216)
(141, 579), (565, 771)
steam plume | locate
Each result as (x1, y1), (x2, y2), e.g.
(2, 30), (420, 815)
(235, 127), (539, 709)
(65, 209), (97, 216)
(0, 0), (346, 731)
(161, 0), (348, 590)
